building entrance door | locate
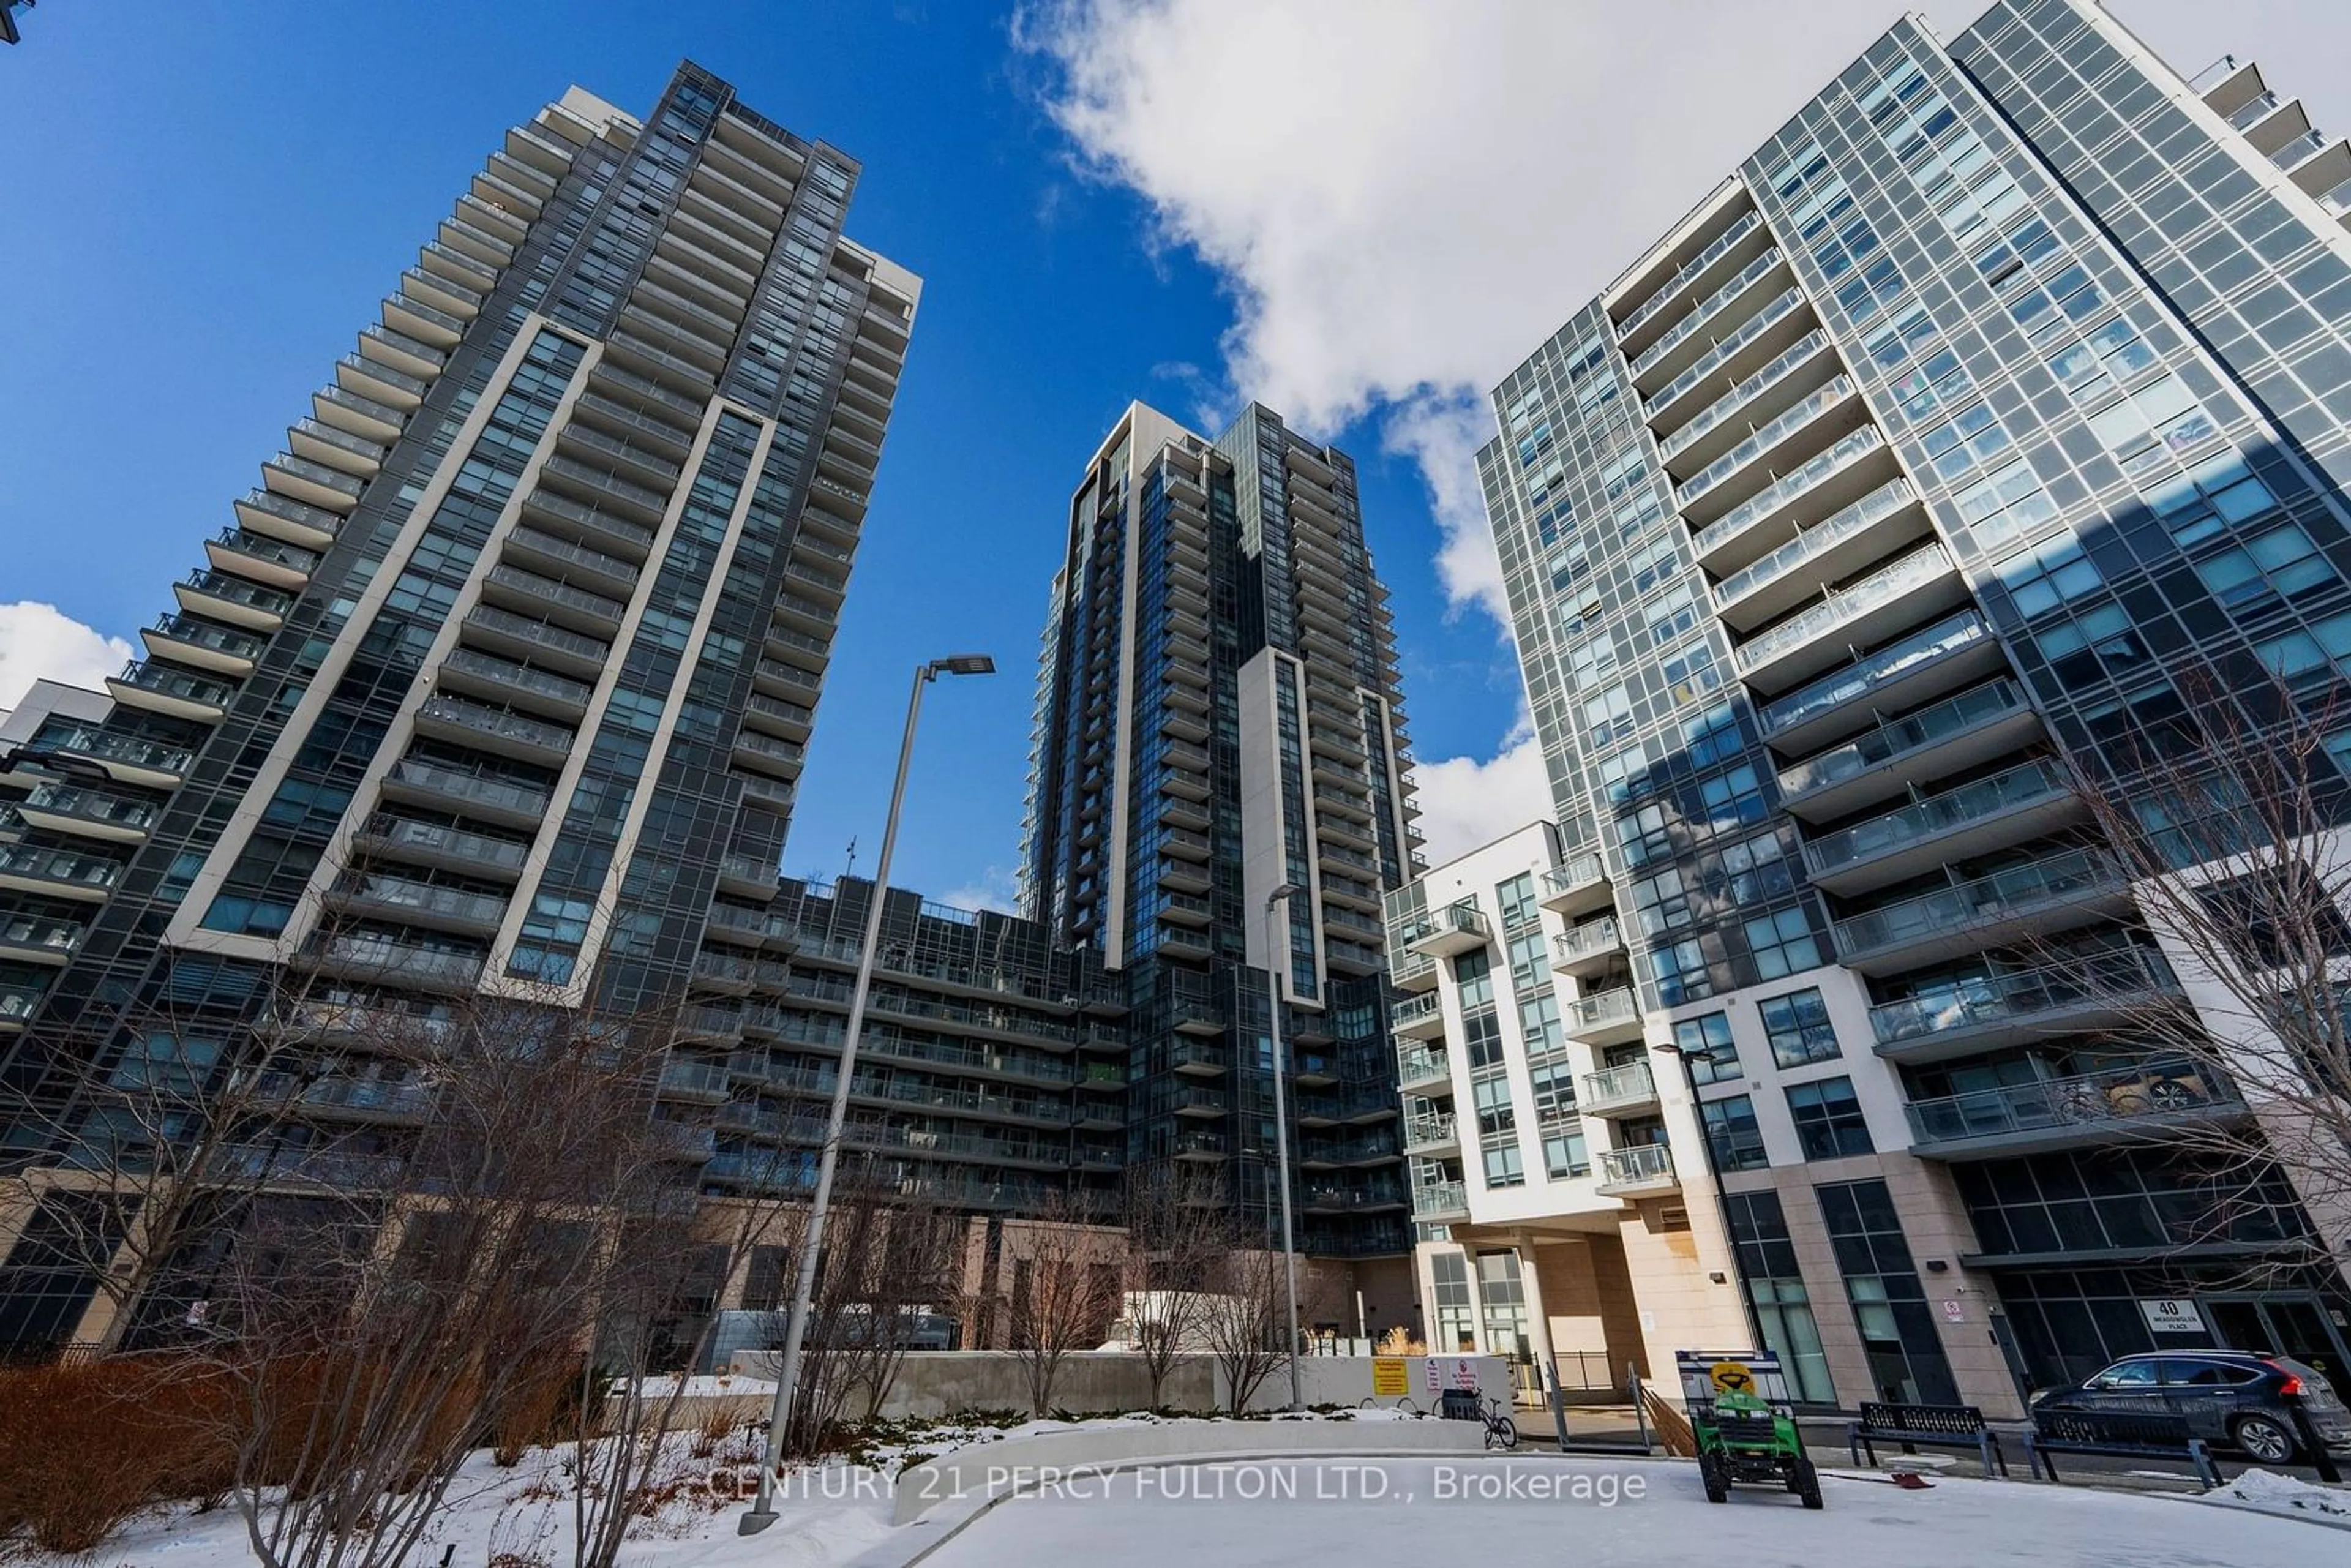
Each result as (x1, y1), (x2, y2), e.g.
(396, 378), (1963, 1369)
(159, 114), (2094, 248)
(2202, 1292), (2350, 1382)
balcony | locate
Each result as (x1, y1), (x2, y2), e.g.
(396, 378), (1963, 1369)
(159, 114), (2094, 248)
(1581, 1060), (1660, 1118)
(261, 452), (364, 514)
(1401, 1112), (1458, 1153)
(1693, 425), (1899, 577)
(1552, 917), (1625, 978)
(313, 383), (408, 444)
(502, 524), (641, 600)
(1806, 648), (2038, 792)
(17, 783), (161, 843)
(313, 937), (484, 991)
(0, 915), (84, 966)
(438, 648), (594, 721)
(1643, 287), (1813, 429)
(109, 660), (233, 722)
(1831, 849), (2132, 975)
(40, 725), (192, 787)
(1594, 1143), (1679, 1198)
(414, 696), (574, 765)
(235, 487), (345, 550)
(0, 844), (124, 902)
(1171, 997), (1223, 1035)
(1394, 1043), (1452, 1092)
(1735, 544), (1967, 696)
(144, 614), (265, 677)
(1711, 479), (1929, 634)
(1615, 207), (1768, 353)
(1404, 899), (1489, 958)
(1657, 329), (1840, 474)
(2, 981), (47, 1029)
(1802, 757), (2080, 895)
(1905, 1062), (2248, 1161)
(1564, 988), (1643, 1047)
(329, 874), (508, 934)
(522, 487), (658, 563)
(536, 452), (673, 525)
(1391, 989), (1445, 1040)
(353, 814), (529, 879)
(1628, 247), (1794, 390)
(481, 564), (628, 636)
(1173, 1130), (1229, 1161)
(1172, 1086), (1229, 1119)
(208, 527), (319, 588)
(1410, 1180), (1469, 1220)
(178, 570), (293, 631)
(1675, 377), (1867, 526)
(381, 759), (550, 828)
(288, 416), (386, 479)
(1759, 610), (2007, 756)
(337, 350), (429, 410)
(1538, 850), (1611, 915)
(1869, 950), (2181, 1063)
(461, 604), (609, 680)
(1390, 948), (1439, 993)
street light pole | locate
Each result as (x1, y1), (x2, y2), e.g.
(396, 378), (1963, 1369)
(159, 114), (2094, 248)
(1655, 1041), (1769, 1354)
(741, 653), (994, 1535)
(1264, 882), (1305, 1412)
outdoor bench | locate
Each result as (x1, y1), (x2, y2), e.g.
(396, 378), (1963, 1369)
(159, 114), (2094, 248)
(2023, 1408), (2221, 1489)
(1845, 1401), (2008, 1477)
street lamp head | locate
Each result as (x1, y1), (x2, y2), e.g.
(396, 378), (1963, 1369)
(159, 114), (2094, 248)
(931, 654), (996, 678)
(1267, 882), (1303, 909)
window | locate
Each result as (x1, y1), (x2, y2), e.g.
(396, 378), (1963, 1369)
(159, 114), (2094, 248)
(1760, 988), (1840, 1067)
(1529, 1059), (1577, 1125)
(2085, 372), (2219, 473)
(1723, 1191), (1837, 1402)
(1701, 1095), (1770, 1172)
(1543, 1128), (1591, 1179)
(1995, 531), (2102, 619)
(1472, 1074), (1517, 1138)
(1786, 1076), (1874, 1158)
(1518, 991), (1563, 1056)
(1496, 872), (1540, 931)
(1673, 1012), (1742, 1086)
(1482, 1141), (1526, 1190)
(1454, 949), (1495, 1010)
(1507, 932), (1551, 991)
(1744, 906), (1822, 981)
(1460, 1008), (1503, 1071)
(1430, 1250), (1477, 1352)
(1650, 936), (1712, 1007)
(1952, 457), (2058, 550)
(2194, 521), (2334, 610)
(2046, 316), (2158, 403)
(1816, 1179), (1960, 1405)
(1919, 402), (2012, 485)
(2142, 449), (2275, 549)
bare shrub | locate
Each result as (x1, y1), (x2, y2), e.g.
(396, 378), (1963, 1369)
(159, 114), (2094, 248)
(1003, 1192), (1124, 1417)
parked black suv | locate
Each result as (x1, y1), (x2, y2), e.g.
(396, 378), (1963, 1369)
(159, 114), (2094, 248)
(2033, 1350), (2351, 1463)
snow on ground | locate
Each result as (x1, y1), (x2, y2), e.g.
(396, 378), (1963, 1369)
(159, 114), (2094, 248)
(2206, 1466), (2351, 1523)
(915, 1456), (2341, 1568)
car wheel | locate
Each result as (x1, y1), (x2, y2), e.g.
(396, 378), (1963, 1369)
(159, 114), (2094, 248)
(1700, 1451), (1730, 1504)
(2233, 1413), (2298, 1465)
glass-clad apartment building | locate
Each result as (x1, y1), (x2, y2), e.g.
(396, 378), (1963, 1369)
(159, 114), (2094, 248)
(1469, 0), (2351, 1407)
(1019, 403), (1424, 1267)
(0, 64), (920, 1348)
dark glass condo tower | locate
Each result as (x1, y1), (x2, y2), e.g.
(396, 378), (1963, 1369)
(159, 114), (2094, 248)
(1019, 402), (1424, 1258)
(0, 64), (916, 1346)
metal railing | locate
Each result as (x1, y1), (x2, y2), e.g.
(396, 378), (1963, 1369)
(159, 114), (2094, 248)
(1760, 610), (1992, 737)
(1554, 918), (1622, 966)
(1698, 426), (1889, 564)
(1907, 1062), (2240, 1148)
(1583, 1060), (1656, 1108)
(1595, 1143), (1675, 1188)
(1778, 678), (2024, 800)
(1831, 849), (2119, 958)
(1868, 950), (2177, 1047)
(1803, 757), (2068, 875)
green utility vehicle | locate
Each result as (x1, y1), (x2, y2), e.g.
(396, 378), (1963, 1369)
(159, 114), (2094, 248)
(1675, 1349), (1823, 1509)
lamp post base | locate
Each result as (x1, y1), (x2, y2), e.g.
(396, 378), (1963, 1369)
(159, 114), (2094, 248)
(737, 1506), (780, 1536)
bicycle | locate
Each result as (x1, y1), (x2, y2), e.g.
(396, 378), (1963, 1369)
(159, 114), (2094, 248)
(1481, 1394), (1519, 1451)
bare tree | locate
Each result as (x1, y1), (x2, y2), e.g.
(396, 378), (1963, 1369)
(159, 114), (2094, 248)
(187, 994), (707, 1568)
(2022, 667), (2351, 1280)
(1196, 1235), (1292, 1417)
(1003, 1191), (1123, 1417)
(1119, 1164), (1227, 1410)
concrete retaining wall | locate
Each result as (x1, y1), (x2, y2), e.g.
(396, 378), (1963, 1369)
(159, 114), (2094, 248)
(726, 1350), (1513, 1420)
(888, 1416), (1487, 1525)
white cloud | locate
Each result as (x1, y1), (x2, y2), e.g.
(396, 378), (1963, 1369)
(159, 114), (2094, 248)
(0, 602), (132, 715)
(939, 865), (1022, 915)
(1409, 708), (1554, 871)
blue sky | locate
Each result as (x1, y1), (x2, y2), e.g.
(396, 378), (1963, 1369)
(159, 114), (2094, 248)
(2, 0), (2331, 907)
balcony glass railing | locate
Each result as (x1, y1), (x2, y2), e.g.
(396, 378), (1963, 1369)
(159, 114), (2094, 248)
(1566, 988), (1640, 1034)
(1831, 849), (2118, 956)
(116, 661), (234, 708)
(21, 784), (160, 833)
(0, 844), (124, 892)
(213, 527), (320, 575)
(504, 524), (642, 588)
(388, 759), (550, 819)
(1907, 1062), (2240, 1148)
(441, 648), (594, 710)
(1760, 610), (1992, 738)
(339, 351), (428, 399)
(1596, 1143), (1675, 1187)
(239, 487), (348, 539)
(2271, 128), (2328, 171)
(1645, 288), (1807, 416)
(1629, 247), (1787, 379)
(291, 416), (386, 465)
(1554, 918), (1622, 965)
(1738, 544), (1953, 676)
(1395, 1044), (1450, 1086)
(182, 571), (294, 618)
(1805, 757), (2069, 874)
(464, 604), (610, 665)
(1714, 479), (1916, 610)
(525, 487), (658, 555)
(340, 876), (508, 926)
(484, 565), (627, 625)
(1, 915), (85, 956)
(1583, 1060), (1655, 1106)
(1870, 949), (2177, 1047)
(150, 615), (266, 661)
(1659, 329), (1832, 461)
(359, 815), (528, 871)
(418, 696), (574, 754)
(1677, 377), (1854, 510)
(320, 938), (484, 985)
(1779, 678), (2026, 799)
(41, 725), (193, 775)
(1411, 1180), (1468, 1215)
(1542, 851), (1607, 900)
(1696, 426), (1888, 562)
(1618, 208), (1764, 339)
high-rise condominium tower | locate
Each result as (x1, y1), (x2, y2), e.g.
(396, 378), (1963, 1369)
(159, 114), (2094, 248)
(1018, 402), (1423, 1262)
(0, 63), (914, 1347)
(1408, 0), (2351, 1408)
